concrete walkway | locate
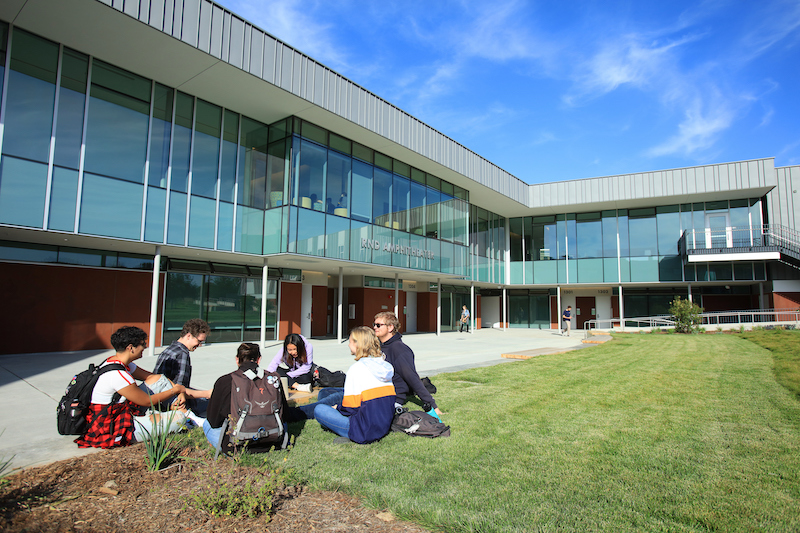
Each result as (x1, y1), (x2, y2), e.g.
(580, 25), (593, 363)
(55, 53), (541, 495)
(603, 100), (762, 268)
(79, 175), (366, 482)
(0, 328), (585, 472)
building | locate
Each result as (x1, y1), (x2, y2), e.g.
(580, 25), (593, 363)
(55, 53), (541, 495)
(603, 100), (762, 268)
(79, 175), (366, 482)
(0, 0), (798, 355)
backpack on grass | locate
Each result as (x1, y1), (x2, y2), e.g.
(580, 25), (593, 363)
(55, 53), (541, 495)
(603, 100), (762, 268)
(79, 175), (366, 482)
(313, 364), (346, 388)
(229, 368), (288, 449)
(391, 410), (451, 438)
(57, 362), (125, 435)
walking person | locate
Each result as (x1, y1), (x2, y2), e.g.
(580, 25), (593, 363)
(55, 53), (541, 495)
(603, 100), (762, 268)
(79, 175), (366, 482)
(562, 306), (572, 336)
(459, 305), (470, 333)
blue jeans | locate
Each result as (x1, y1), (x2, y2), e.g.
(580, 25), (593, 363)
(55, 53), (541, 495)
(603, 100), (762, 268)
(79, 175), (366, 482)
(203, 419), (222, 448)
(298, 387), (344, 419)
(314, 402), (350, 438)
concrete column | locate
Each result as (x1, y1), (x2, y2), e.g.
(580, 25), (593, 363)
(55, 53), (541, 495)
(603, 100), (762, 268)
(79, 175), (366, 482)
(394, 273), (399, 318)
(148, 246), (161, 357)
(502, 287), (507, 331)
(260, 257), (268, 349)
(436, 278), (441, 336)
(557, 285), (562, 334)
(337, 267), (343, 343)
(618, 285), (624, 332)
(470, 283), (475, 334)
(688, 283), (692, 303)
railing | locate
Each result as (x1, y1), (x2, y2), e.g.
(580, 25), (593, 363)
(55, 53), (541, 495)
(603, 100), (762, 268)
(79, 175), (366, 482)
(679, 224), (800, 262)
(583, 308), (800, 336)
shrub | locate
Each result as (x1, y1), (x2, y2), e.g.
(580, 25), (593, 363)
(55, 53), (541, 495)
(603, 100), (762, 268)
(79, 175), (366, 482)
(670, 297), (704, 334)
(188, 465), (283, 518)
(137, 409), (183, 471)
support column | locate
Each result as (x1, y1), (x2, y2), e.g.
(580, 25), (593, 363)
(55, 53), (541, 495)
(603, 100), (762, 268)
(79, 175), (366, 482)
(688, 283), (692, 303)
(260, 257), (268, 349)
(502, 287), (507, 331)
(394, 273), (399, 318)
(556, 286), (562, 334)
(618, 285), (624, 332)
(470, 283), (475, 334)
(337, 267), (343, 343)
(436, 278), (441, 336)
(148, 246), (161, 357)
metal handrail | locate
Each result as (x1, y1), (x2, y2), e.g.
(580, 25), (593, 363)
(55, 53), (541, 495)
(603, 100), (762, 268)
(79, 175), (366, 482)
(679, 224), (800, 258)
(583, 308), (800, 336)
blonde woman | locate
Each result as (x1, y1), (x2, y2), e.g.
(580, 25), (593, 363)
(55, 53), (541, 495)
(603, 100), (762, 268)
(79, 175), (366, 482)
(313, 326), (396, 444)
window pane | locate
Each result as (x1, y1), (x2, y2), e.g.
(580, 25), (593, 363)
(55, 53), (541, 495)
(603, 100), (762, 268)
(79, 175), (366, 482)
(238, 117), (268, 208)
(191, 99), (221, 199)
(351, 160), (372, 223)
(235, 205), (264, 254)
(656, 206), (680, 255)
(295, 208), (326, 256)
(149, 84), (173, 189)
(144, 186), (166, 242)
(373, 167), (392, 225)
(327, 150), (350, 215)
(84, 61), (150, 182)
(296, 139), (326, 211)
(628, 210), (657, 256)
(53, 49), (88, 169)
(576, 213), (602, 258)
(3, 30), (58, 162)
(169, 92), (193, 193)
(167, 191), (186, 244)
(219, 110), (238, 203)
(266, 140), (287, 208)
(188, 195), (215, 248)
(602, 211), (618, 258)
(164, 273), (204, 333)
(425, 188), (440, 238)
(217, 201), (233, 251)
(325, 213), (349, 259)
(79, 174), (142, 239)
(207, 275), (243, 335)
(0, 156), (47, 227)
(392, 174), (410, 231)
(409, 181), (426, 235)
(48, 166), (79, 231)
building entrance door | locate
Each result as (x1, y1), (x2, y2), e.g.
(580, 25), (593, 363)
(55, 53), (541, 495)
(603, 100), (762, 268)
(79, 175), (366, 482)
(575, 296), (596, 330)
(705, 213), (732, 249)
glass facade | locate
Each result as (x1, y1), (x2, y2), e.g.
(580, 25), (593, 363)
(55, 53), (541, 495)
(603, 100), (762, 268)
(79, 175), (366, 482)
(508, 201), (767, 285)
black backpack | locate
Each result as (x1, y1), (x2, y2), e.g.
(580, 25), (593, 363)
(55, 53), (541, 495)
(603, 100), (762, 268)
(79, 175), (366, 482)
(313, 364), (346, 388)
(57, 362), (125, 435)
(229, 368), (288, 450)
(391, 410), (451, 438)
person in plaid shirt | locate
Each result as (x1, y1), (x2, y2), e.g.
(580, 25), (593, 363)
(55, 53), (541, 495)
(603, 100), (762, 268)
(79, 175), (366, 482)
(154, 319), (212, 413)
(76, 326), (193, 449)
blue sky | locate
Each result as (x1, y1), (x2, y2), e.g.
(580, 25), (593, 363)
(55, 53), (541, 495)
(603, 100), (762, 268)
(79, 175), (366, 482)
(216, 0), (800, 184)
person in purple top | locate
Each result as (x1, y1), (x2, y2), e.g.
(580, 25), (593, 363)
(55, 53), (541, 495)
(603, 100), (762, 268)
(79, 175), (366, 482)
(266, 333), (314, 392)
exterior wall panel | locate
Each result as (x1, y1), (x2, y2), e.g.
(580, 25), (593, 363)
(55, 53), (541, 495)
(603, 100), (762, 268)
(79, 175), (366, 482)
(181, 0), (200, 48)
(198, 0), (212, 53)
(149, 0), (164, 30)
(210, 4), (224, 58)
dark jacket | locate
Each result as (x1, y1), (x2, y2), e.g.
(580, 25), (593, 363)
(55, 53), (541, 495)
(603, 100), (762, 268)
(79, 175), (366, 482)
(380, 333), (437, 409)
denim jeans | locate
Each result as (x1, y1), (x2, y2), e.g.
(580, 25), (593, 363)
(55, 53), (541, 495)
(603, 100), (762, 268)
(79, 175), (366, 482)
(314, 402), (350, 438)
(297, 387), (344, 419)
(203, 419), (222, 448)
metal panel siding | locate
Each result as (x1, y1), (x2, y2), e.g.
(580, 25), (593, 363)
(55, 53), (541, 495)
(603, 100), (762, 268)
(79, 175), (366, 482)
(197, 0), (212, 53)
(221, 12), (230, 61)
(262, 35), (276, 84)
(149, 0), (165, 30)
(279, 46), (293, 91)
(171, 0), (182, 38)
(139, 0), (150, 22)
(112, 0), (124, 9)
(181, 0), (200, 47)
(242, 24), (251, 71)
(228, 16), (244, 68)
(249, 29), (263, 77)
(123, 0), (139, 17)
(209, 5), (224, 58)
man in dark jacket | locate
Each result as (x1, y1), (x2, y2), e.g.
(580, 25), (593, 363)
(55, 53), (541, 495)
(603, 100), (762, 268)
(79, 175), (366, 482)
(373, 312), (443, 418)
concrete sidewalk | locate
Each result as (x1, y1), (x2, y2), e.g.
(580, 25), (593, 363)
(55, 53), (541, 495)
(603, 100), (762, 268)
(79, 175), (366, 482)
(0, 328), (585, 472)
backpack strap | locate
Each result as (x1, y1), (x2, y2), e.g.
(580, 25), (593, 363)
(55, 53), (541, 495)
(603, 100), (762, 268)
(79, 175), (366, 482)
(93, 362), (128, 421)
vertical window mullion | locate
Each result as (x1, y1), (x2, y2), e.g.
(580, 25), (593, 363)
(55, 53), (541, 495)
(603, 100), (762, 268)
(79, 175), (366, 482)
(141, 80), (155, 241)
(73, 56), (92, 234)
(231, 113), (241, 250)
(184, 96), (197, 246)
(43, 43), (64, 229)
(213, 109), (224, 250)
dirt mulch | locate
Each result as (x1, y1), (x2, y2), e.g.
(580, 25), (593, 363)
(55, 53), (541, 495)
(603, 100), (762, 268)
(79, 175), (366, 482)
(0, 444), (431, 533)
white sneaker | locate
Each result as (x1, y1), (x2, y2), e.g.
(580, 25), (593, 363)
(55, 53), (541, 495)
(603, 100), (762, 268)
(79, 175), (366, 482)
(295, 383), (312, 393)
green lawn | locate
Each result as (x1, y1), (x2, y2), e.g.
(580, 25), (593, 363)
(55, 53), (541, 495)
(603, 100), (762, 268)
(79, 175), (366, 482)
(244, 333), (800, 532)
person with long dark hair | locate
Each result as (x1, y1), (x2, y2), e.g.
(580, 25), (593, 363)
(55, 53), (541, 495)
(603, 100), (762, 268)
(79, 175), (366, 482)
(266, 333), (314, 392)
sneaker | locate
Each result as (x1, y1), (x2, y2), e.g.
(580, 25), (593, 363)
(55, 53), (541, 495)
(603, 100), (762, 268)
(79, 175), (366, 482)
(333, 436), (352, 444)
(295, 383), (312, 393)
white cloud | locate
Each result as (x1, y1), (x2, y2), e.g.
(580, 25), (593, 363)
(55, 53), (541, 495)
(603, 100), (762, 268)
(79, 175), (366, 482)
(646, 94), (734, 156)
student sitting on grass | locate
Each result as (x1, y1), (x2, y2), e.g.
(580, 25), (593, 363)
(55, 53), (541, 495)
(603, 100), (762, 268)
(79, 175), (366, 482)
(313, 326), (396, 444)
(76, 326), (205, 449)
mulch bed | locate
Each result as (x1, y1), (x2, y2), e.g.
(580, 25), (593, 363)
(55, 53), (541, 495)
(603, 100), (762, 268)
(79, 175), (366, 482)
(0, 444), (431, 532)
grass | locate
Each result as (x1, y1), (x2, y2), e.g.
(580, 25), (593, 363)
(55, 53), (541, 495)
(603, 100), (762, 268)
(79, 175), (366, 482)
(739, 328), (800, 400)
(235, 332), (800, 532)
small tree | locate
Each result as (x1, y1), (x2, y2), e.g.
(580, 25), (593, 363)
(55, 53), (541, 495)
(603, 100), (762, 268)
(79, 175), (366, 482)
(669, 296), (703, 334)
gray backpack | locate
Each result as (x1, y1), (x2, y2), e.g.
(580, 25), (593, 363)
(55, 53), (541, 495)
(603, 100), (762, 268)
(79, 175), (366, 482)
(391, 410), (450, 438)
(229, 368), (288, 449)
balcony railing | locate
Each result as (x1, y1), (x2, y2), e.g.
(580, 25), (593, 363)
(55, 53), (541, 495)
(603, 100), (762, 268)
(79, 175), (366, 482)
(679, 224), (800, 263)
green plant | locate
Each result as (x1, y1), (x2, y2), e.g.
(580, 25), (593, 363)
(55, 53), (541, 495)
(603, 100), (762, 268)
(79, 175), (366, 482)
(651, 327), (662, 334)
(0, 430), (13, 481)
(137, 409), (182, 471)
(669, 296), (704, 334)
(188, 466), (282, 518)
(717, 326), (723, 332)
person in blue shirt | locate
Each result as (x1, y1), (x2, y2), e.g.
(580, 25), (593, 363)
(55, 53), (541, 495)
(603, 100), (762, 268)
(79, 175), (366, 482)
(459, 305), (470, 332)
(562, 306), (572, 336)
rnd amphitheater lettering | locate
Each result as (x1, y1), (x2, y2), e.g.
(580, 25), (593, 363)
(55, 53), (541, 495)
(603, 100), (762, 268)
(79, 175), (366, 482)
(361, 238), (435, 259)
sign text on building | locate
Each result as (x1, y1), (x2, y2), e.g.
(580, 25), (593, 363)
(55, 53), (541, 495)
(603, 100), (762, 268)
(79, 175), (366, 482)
(361, 238), (434, 259)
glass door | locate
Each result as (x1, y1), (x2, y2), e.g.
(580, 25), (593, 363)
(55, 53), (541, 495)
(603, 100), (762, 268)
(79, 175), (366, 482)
(705, 213), (731, 249)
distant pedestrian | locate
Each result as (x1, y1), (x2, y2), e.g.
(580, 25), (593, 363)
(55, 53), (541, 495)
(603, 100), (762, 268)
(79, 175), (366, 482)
(562, 306), (572, 336)
(459, 305), (470, 332)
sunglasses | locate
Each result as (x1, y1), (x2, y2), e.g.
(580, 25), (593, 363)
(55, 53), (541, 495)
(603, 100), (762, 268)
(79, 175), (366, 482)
(372, 323), (386, 328)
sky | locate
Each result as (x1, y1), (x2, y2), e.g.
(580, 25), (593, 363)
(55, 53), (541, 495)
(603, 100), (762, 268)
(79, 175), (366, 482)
(215, 0), (800, 185)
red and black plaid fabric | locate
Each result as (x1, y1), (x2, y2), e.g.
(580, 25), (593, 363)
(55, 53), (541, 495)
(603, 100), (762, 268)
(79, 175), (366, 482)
(75, 402), (136, 449)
